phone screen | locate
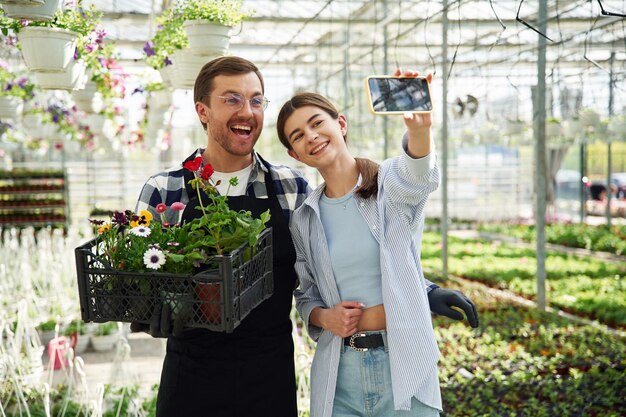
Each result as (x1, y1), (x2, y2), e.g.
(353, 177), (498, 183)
(367, 77), (432, 113)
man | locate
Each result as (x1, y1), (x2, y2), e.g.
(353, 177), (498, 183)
(134, 56), (478, 417)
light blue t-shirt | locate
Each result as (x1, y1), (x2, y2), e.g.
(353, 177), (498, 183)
(318, 190), (383, 307)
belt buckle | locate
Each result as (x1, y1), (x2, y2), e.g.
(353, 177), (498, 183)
(348, 333), (368, 352)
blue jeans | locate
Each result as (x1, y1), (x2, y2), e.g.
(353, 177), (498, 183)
(332, 331), (440, 417)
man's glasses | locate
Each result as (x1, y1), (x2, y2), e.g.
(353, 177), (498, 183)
(597, 0), (626, 18)
(212, 93), (269, 111)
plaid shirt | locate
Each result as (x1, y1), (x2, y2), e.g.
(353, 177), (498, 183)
(136, 148), (311, 224)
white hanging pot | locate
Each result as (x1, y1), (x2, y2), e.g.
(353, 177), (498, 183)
(0, 0), (45, 4)
(578, 109), (600, 128)
(170, 50), (220, 89)
(22, 113), (54, 138)
(158, 65), (174, 88)
(545, 121), (562, 138)
(18, 26), (78, 72)
(72, 80), (98, 112)
(183, 20), (232, 55)
(2, 0), (60, 21)
(0, 96), (23, 119)
(33, 59), (87, 90)
(150, 90), (172, 110)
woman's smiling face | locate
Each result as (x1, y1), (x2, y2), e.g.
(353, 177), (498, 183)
(283, 105), (347, 167)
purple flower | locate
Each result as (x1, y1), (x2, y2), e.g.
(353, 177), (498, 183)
(95, 29), (107, 43)
(73, 47), (79, 60)
(112, 211), (129, 226)
(132, 87), (144, 95)
(85, 42), (98, 53)
(19, 20), (30, 27)
(17, 77), (28, 88)
(164, 57), (172, 66)
(143, 41), (155, 57)
(4, 36), (17, 47)
(3, 83), (12, 92)
(0, 60), (8, 70)
(98, 57), (106, 68)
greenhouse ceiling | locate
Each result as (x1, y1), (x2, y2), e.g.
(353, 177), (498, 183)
(89, 0), (626, 80)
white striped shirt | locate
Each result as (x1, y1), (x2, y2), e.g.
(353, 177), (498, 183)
(292, 137), (442, 417)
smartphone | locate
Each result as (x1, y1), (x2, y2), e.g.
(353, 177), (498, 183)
(365, 76), (433, 114)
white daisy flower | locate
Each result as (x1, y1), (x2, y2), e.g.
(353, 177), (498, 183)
(143, 248), (166, 270)
(130, 226), (151, 237)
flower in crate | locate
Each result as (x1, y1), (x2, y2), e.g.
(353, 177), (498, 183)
(183, 156), (270, 256)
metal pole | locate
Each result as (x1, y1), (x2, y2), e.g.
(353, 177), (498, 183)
(382, 0), (389, 159)
(606, 52), (615, 227)
(441, 0), (449, 278)
(535, 0), (548, 311)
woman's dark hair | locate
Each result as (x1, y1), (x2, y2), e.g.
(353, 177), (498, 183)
(193, 56), (265, 130)
(276, 92), (378, 199)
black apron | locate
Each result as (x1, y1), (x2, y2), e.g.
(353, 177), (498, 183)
(156, 155), (298, 417)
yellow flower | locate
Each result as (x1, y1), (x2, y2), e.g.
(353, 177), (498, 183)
(139, 210), (153, 226)
(130, 220), (139, 228)
(98, 224), (111, 234)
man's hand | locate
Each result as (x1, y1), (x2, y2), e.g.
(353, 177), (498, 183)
(428, 288), (479, 328)
(130, 301), (193, 338)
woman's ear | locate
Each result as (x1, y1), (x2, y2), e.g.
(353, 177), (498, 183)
(288, 149), (301, 161)
(338, 114), (348, 136)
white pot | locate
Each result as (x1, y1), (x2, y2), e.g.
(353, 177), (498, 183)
(158, 65), (174, 88)
(0, 0), (44, 4)
(578, 109), (600, 128)
(546, 122), (561, 138)
(71, 80), (98, 112)
(150, 90), (172, 110)
(183, 20), (231, 55)
(90, 333), (117, 352)
(18, 26), (77, 72)
(0, 96), (23, 119)
(86, 113), (106, 133)
(2, 0), (59, 20)
(170, 50), (220, 90)
(72, 334), (89, 354)
(563, 119), (583, 139)
(33, 59), (87, 90)
(22, 113), (55, 138)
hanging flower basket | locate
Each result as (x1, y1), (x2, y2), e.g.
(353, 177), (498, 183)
(183, 20), (231, 55)
(71, 81), (103, 113)
(2, 0), (60, 21)
(545, 121), (562, 138)
(0, 0), (45, 5)
(170, 50), (219, 89)
(0, 96), (23, 119)
(18, 26), (78, 72)
(33, 59), (87, 90)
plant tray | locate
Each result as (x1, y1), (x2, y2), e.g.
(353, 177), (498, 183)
(75, 228), (273, 333)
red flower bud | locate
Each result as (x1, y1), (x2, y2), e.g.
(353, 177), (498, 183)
(156, 203), (167, 213)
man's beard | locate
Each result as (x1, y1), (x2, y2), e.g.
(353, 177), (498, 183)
(207, 120), (260, 157)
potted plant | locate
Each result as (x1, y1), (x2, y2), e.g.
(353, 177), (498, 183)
(75, 160), (273, 332)
(90, 321), (118, 352)
(179, 0), (251, 54)
(36, 317), (58, 347)
(545, 117), (562, 138)
(143, 0), (252, 89)
(64, 319), (89, 353)
(0, 60), (36, 119)
(1, 0), (60, 21)
(1, 1), (103, 89)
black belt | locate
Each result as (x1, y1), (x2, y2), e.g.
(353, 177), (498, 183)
(343, 332), (385, 352)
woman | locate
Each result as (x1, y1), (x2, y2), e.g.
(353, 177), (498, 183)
(276, 70), (442, 417)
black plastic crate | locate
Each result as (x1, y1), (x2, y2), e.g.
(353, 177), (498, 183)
(75, 228), (273, 333)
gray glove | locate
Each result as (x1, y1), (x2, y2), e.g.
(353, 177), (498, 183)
(130, 302), (192, 338)
(428, 287), (479, 328)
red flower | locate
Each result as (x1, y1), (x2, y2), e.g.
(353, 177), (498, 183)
(201, 163), (214, 180)
(156, 203), (167, 213)
(183, 156), (203, 172)
(171, 202), (186, 211)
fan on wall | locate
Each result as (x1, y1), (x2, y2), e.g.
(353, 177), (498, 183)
(452, 94), (479, 118)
